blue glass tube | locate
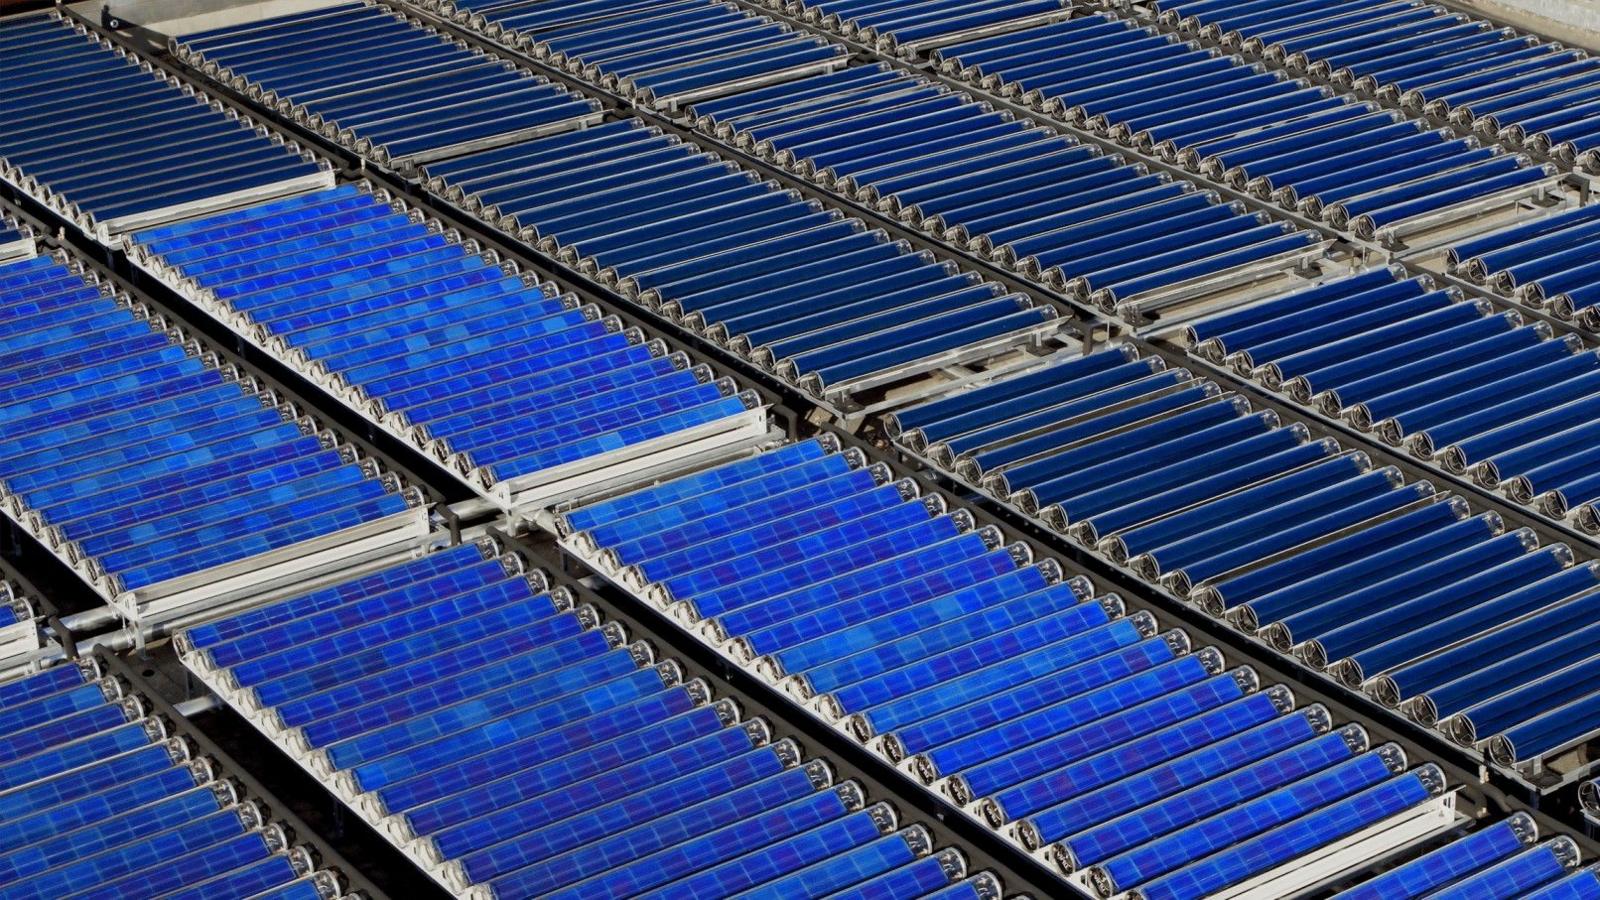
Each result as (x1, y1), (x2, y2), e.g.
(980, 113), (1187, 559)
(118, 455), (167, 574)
(0, 717), (164, 787)
(152, 203), (397, 265)
(696, 523), (996, 631)
(1486, 680), (1600, 765)
(0, 741), (185, 821)
(0, 664), (93, 711)
(202, 570), (538, 668)
(1188, 269), (1410, 346)
(0, 680), (115, 741)
(732, 826), (928, 896)
(641, 493), (938, 589)
(303, 646), (641, 752)
(564, 439), (833, 532)
(345, 668), (674, 793)
(0, 785), (226, 881)
(580, 453), (857, 548)
(1271, 527), (1536, 651)
(978, 673), (1259, 815)
(773, 565), (1062, 680)
(1344, 562), (1600, 683)
(83, 491), (409, 593)
(423, 367), (715, 453)
(822, 849), (962, 900)
(276, 627), (612, 731)
(1134, 768), (1440, 900)
(487, 393), (759, 482)
(1333, 813), (1536, 899)
(69, 827), (277, 900)
(966, 385), (1222, 480)
(1198, 501), (1466, 615)
(223, 875), (327, 900)
(793, 579), (1086, 694)
(0, 699), (129, 765)
(226, 585), (557, 688)
(394, 346), (674, 428)
(1091, 748), (1404, 895)
(53, 449), (355, 548)
(732, 548), (1028, 657)
(2, 807), (251, 900)
(373, 687), (714, 816)
(632, 806), (891, 900)
(156, 853), (302, 900)
(1023, 411), (1280, 512)
(298, 299), (577, 377)
(179, 543), (497, 647)
(923, 655), (1218, 780)
(1521, 867), (1600, 900)
(1057, 729), (1366, 870)
(432, 738), (782, 872)
(494, 764), (828, 896)
(21, 433), (329, 524)
(985, 685), (1286, 826)
(1023, 706), (1326, 846)
(831, 602), (1138, 718)
(1425, 619), (1600, 730)
(527, 782), (861, 900)
(325, 663), (668, 771)
(865, 624), (1165, 746)
(0, 761), (203, 850)
(132, 186), (359, 246)
(247, 602), (585, 707)
(405, 717), (759, 837)
(678, 516), (973, 617)
(594, 476), (906, 567)
(1127, 467), (1403, 575)
(1377, 591), (1600, 715)
(1308, 544), (1574, 669)
(888, 347), (1134, 438)
(1233, 511), (1495, 632)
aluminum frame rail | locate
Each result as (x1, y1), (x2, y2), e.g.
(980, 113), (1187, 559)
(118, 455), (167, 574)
(553, 437), (1462, 898)
(0, 656), (362, 900)
(0, 246), (432, 637)
(0, 579), (44, 681)
(175, 538), (1006, 900)
(0, 215), (34, 265)
(685, 63), (1335, 324)
(0, 12), (333, 243)
(167, 1), (605, 169)
(1140, 0), (1600, 178)
(884, 341), (1600, 788)
(123, 182), (777, 519)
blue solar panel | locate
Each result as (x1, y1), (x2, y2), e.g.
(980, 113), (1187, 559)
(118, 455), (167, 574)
(0, 14), (326, 232)
(176, 543), (982, 897)
(0, 254), (415, 596)
(419, 120), (1060, 399)
(170, 5), (600, 165)
(131, 187), (763, 495)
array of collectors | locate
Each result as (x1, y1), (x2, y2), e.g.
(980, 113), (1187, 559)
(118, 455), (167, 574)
(6, 0), (1600, 898)
(176, 541), (1002, 899)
